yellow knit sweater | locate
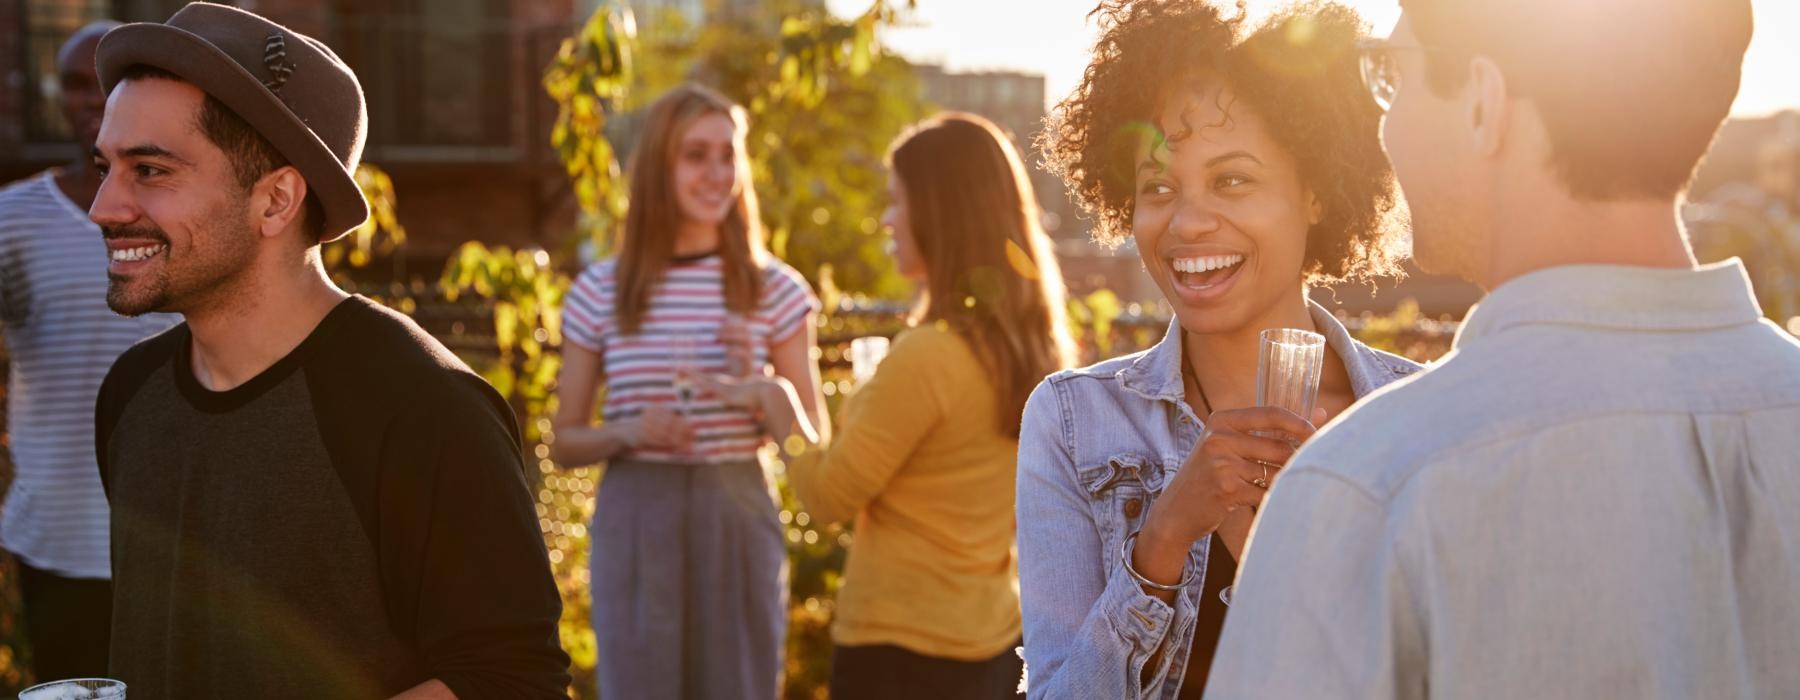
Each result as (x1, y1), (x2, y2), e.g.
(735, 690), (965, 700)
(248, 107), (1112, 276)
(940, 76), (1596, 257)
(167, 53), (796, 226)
(788, 324), (1022, 661)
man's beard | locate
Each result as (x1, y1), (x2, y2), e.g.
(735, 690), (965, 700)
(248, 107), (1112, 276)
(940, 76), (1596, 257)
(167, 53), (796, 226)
(104, 213), (256, 317)
(104, 223), (172, 316)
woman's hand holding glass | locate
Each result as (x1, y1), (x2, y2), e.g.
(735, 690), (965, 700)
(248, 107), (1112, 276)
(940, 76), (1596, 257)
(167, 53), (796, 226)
(1129, 407), (1315, 600)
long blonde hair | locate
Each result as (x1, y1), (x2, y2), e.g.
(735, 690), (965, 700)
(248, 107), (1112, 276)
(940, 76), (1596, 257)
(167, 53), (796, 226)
(615, 84), (765, 334)
(888, 113), (1076, 438)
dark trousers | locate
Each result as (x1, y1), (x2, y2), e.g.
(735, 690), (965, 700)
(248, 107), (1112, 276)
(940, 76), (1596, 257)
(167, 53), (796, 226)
(829, 641), (1024, 700)
(18, 560), (112, 682)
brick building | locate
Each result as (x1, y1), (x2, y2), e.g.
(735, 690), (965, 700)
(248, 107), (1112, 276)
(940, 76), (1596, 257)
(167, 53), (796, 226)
(0, 0), (1477, 313)
(4, 0), (586, 277)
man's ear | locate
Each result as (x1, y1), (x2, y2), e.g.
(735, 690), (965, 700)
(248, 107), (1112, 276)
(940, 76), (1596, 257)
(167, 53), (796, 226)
(252, 165), (309, 240)
(1465, 56), (1511, 159)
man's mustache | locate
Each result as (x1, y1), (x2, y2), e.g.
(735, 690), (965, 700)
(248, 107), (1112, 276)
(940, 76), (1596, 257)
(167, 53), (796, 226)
(101, 225), (170, 245)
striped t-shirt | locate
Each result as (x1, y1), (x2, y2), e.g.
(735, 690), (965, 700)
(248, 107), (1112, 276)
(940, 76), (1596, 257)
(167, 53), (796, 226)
(562, 254), (819, 464)
(0, 171), (178, 579)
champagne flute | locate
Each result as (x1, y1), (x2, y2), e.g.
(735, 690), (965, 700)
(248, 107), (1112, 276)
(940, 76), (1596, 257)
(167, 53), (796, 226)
(672, 335), (697, 417)
(671, 335), (700, 460)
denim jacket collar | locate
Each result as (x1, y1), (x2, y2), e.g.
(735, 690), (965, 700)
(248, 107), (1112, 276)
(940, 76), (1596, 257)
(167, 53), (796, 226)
(1117, 299), (1416, 406)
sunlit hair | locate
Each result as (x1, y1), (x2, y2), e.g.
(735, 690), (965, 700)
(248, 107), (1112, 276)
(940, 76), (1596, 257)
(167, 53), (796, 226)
(1402, 0), (1753, 200)
(1040, 0), (1405, 285)
(887, 113), (1076, 439)
(616, 84), (765, 335)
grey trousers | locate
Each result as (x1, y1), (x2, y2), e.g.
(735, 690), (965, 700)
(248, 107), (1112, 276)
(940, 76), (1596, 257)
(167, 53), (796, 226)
(590, 458), (788, 700)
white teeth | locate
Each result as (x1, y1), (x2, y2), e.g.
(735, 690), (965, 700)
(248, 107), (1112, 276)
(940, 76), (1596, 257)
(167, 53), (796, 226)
(1173, 254), (1244, 274)
(110, 245), (167, 263)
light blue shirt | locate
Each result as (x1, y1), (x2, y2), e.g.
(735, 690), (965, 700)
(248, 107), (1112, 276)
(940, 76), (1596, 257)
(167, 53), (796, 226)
(1016, 301), (1420, 699)
(1209, 260), (1800, 699)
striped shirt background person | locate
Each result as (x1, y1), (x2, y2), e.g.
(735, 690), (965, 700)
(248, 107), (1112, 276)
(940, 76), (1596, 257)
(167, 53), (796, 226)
(561, 253), (819, 463)
(0, 171), (178, 579)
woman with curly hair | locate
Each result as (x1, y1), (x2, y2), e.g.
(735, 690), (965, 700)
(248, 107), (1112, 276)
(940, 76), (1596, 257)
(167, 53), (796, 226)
(1016, 2), (1420, 697)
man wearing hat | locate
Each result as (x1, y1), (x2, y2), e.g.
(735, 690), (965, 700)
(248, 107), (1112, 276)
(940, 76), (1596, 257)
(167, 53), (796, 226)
(88, 3), (570, 697)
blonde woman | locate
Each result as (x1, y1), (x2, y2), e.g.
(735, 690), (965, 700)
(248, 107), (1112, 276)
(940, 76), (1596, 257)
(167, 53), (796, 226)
(551, 84), (828, 700)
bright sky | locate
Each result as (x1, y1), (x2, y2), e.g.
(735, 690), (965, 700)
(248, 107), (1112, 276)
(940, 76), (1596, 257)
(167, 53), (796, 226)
(827, 0), (1800, 118)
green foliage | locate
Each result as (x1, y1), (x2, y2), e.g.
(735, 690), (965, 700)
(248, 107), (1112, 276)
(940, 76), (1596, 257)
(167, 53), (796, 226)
(324, 163), (407, 274)
(1066, 289), (1123, 358)
(1689, 193), (1800, 329)
(1343, 298), (1456, 363)
(756, 1), (922, 301)
(749, 50), (924, 302)
(1349, 297), (1423, 355)
(545, 6), (636, 253)
(438, 242), (569, 443)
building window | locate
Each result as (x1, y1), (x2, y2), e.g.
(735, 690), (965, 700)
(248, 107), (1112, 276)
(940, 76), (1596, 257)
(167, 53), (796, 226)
(110, 0), (189, 22)
(337, 0), (511, 151)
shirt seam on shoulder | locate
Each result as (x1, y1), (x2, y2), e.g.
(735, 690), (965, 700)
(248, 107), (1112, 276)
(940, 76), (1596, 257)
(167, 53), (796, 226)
(1049, 375), (1077, 462)
(1408, 407), (1751, 471)
(1324, 406), (1737, 507)
(1279, 466), (1394, 509)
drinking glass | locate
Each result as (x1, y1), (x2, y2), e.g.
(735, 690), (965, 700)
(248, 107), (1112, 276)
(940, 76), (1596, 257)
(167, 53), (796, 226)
(669, 335), (704, 461)
(672, 335), (697, 416)
(1254, 328), (1325, 440)
(19, 679), (128, 700)
(850, 336), (890, 386)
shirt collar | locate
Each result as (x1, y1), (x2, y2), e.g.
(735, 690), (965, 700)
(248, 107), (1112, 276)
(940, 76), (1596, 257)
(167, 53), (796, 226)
(1453, 258), (1765, 350)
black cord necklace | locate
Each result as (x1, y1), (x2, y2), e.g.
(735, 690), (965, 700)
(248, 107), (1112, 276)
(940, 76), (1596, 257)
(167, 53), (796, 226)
(1182, 359), (1215, 419)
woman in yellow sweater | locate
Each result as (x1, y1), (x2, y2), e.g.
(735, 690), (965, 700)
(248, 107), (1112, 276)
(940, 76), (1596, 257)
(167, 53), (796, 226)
(690, 112), (1073, 698)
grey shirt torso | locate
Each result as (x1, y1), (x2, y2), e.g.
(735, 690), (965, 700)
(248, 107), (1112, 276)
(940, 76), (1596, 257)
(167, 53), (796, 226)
(107, 351), (415, 698)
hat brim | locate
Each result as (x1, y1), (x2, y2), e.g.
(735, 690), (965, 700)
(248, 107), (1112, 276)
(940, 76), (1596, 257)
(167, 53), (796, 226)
(97, 23), (369, 243)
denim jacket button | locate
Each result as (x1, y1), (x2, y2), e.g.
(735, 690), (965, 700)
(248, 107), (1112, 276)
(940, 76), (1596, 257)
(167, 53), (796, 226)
(1123, 498), (1143, 519)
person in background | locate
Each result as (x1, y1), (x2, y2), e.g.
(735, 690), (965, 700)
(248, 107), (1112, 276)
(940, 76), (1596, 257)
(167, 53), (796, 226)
(0, 20), (177, 681)
(550, 84), (828, 700)
(693, 112), (1076, 699)
(1016, 1), (1419, 697)
(1209, 0), (1800, 697)
(90, 5), (568, 696)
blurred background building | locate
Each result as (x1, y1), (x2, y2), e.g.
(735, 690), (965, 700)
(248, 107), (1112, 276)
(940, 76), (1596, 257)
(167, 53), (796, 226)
(5, 0), (1796, 319)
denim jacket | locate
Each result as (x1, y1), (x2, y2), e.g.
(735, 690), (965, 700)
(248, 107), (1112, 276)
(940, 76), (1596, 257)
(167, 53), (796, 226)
(1016, 301), (1422, 699)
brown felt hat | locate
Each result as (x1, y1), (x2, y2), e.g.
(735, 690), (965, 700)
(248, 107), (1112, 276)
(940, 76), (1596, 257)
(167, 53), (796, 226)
(95, 2), (369, 242)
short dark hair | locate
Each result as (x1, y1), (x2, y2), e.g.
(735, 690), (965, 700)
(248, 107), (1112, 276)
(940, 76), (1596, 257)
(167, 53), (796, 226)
(1040, 0), (1406, 284)
(117, 64), (327, 239)
(1401, 0), (1753, 200)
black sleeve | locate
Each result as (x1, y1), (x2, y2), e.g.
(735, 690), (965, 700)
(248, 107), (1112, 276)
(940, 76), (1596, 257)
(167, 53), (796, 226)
(94, 368), (117, 499)
(93, 326), (184, 501)
(378, 374), (572, 698)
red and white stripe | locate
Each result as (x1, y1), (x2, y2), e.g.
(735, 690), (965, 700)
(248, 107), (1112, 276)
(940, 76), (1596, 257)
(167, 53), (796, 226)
(563, 255), (819, 463)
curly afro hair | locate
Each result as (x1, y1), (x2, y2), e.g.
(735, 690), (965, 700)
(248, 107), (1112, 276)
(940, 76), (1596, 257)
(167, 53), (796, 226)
(1039, 0), (1407, 284)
